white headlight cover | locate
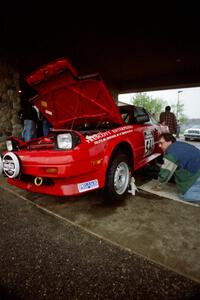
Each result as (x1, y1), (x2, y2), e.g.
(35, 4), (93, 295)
(6, 140), (13, 151)
(3, 152), (20, 178)
(57, 133), (72, 149)
(0, 155), (3, 174)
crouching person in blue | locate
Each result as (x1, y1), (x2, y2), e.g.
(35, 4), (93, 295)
(156, 133), (200, 203)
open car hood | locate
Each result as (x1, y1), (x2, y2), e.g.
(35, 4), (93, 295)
(26, 58), (123, 129)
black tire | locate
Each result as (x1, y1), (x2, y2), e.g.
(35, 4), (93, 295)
(104, 153), (131, 204)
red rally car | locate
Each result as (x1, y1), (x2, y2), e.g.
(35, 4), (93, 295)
(0, 58), (168, 202)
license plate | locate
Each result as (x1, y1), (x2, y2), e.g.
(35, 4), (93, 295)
(78, 179), (99, 193)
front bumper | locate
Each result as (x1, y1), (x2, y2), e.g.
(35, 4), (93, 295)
(184, 134), (200, 140)
(3, 150), (105, 196)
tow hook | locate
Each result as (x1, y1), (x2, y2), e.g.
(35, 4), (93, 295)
(34, 176), (43, 186)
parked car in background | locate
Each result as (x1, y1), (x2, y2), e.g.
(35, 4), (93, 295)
(184, 125), (200, 141)
(0, 58), (169, 203)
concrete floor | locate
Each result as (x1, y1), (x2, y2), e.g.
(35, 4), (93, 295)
(1, 183), (200, 300)
(1, 174), (200, 283)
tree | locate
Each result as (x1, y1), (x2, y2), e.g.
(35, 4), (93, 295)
(171, 103), (187, 124)
(131, 92), (166, 121)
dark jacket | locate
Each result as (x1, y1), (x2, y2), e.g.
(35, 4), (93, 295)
(20, 101), (39, 123)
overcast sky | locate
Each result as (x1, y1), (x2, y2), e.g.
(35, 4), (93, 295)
(119, 87), (200, 119)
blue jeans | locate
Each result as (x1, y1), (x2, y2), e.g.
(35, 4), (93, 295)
(180, 176), (200, 203)
(176, 126), (180, 138)
(22, 119), (37, 141)
(43, 119), (51, 136)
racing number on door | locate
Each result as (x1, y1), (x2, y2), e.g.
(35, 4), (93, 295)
(144, 131), (154, 155)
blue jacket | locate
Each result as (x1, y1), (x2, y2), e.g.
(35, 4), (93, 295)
(158, 141), (200, 193)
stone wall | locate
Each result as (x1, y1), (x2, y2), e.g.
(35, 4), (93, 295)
(0, 61), (22, 151)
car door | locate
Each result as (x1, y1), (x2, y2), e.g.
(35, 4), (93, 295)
(129, 107), (156, 168)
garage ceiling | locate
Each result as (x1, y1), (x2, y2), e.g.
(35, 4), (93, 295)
(1, 9), (200, 93)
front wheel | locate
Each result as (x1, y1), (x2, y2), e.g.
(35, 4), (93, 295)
(104, 153), (131, 203)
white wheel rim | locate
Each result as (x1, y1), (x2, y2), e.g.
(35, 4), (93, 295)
(114, 162), (129, 195)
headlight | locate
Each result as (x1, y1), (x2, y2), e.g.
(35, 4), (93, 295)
(57, 133), (73, 149)
(6, 140), (13, 151)
(56, 132), (80, 150)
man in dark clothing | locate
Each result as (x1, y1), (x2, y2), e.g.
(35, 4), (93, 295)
(18, 79), (40, 141)
(159, 106), (177, 134)
(154, 133), (200, 203)
(21, 101), (39, 141)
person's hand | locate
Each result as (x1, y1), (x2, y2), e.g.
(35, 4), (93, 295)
(151, 181), (164, 191)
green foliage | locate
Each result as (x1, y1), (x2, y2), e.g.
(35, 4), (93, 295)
(131, 92), (188, 124)
(131, 92), (167, 121)
(171, 103), (187, 124)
